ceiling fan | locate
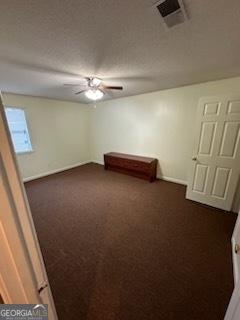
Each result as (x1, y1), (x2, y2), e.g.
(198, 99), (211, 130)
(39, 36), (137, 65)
(64, 77), (123, 100)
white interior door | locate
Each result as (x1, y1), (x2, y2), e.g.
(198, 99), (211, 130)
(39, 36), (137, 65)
(232, 213), (240, 285)
(225, 273), (240, 320)
(224, 211), (240, 320)
(186, 95), (240, 211)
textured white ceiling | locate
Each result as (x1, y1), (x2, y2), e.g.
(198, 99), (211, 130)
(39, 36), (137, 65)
(0, 0), (240, 103)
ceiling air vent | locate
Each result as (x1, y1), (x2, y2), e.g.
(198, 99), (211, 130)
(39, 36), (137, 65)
(155, 0), (187, 28)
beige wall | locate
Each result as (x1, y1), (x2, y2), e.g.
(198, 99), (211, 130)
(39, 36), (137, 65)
(90, 76), (240, 181)
(2, 93), (91, 180)
(2, 77), (240, 211)
(90, 77), (240, 211)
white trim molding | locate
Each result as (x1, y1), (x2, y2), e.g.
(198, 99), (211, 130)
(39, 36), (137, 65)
(91, 160), (187, 186)
(23, 161), (91, 182)
(92, 159), (104, 165)
(157, 175), (187, 186)
(0, 95), (58, 317)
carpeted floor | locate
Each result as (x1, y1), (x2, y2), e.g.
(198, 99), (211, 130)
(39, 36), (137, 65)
(25, 163), (237, 320)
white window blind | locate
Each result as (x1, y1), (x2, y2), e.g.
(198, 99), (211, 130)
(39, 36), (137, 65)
(5, 107), (33, 154)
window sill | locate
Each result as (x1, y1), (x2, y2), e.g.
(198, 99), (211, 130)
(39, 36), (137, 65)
(16, 150), (35, 155)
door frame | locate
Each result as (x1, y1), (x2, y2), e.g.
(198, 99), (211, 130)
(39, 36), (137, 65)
(0, 93), (57, 318)
(225, 281), (240, 320)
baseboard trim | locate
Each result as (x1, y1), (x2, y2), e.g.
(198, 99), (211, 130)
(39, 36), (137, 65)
(23, 161), (91, 182)
(158, 175), (187, 186)
(92, 160), (104, 165)
(91, 160), (187, 186)
(24, 159), (188, 186)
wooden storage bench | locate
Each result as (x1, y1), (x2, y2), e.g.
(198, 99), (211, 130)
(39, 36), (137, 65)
(104, 152), (157, 182)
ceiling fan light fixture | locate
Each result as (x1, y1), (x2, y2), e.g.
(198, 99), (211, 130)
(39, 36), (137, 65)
(90, 77), (102, 87)
(85, 89), (104, 100)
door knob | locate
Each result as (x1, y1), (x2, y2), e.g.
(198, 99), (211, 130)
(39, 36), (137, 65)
(192, 156), (197, 161)
(235, 244), (240, 254)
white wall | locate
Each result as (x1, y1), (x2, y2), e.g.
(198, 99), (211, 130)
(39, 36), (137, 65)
(2, 93), (91, 180)
(90, 76), (240, 180)
(2, 77), (240, 211)
(90, 77), (240, 211)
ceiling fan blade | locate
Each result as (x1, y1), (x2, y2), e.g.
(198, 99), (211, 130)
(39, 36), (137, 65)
(64, 83), (83, 86)
(75, 90), (85, 95)
(102, 85), (123, 90)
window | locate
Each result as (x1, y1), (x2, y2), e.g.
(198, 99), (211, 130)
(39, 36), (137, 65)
(5, 107), (33, 154)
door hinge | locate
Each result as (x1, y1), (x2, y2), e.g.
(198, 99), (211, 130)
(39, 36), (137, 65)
(38, 281), (48, 294)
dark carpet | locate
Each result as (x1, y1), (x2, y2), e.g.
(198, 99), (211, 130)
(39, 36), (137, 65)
(25, 163), (237, 320)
